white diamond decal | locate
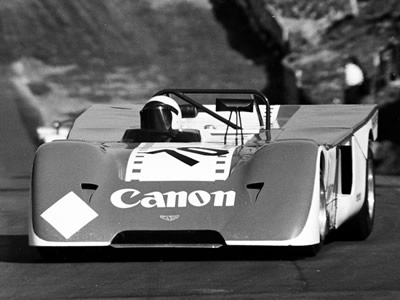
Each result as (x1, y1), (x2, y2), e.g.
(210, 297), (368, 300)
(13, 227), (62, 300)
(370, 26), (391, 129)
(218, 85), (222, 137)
(41, 191), (98, 239)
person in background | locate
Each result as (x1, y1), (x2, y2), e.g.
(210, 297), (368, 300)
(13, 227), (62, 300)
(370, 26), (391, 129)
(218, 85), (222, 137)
(343, 55), (370, 104)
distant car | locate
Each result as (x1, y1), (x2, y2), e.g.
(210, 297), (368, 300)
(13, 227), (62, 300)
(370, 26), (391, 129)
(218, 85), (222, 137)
(29, 89), (378, 257)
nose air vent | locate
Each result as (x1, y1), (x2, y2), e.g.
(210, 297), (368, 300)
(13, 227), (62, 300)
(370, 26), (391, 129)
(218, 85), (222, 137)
(111, 230), (225, 248)
(246, 182), (264, 204)
(81, 183), (98, 203)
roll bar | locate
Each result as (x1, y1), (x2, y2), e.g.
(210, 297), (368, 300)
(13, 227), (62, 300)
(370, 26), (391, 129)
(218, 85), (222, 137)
(153, 89), (271, 130)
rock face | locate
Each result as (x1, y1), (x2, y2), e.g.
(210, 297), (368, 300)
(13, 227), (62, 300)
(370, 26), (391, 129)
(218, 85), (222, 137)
(210, 0), (305, 104)
(210, 0), (288, 61)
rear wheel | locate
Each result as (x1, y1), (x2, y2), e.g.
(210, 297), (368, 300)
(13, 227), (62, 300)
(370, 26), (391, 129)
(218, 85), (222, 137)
(338, 149), (375, 240)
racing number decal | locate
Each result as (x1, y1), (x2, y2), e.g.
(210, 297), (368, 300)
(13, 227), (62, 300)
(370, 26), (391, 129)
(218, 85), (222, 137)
(125, 144), (235, 182)
(147, 147), (229, 166)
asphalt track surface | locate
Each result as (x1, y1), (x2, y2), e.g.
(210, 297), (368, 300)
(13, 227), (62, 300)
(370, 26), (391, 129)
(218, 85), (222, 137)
(1, 84), (400, 299)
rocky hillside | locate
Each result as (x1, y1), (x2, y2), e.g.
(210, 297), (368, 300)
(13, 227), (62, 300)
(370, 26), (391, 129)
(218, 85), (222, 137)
(0, 0), (265, 121)
(279, 0), (400, 103)
(274, 0), (400, 173)
(0, 0), (216, 65)
(3, 0), (400, 107)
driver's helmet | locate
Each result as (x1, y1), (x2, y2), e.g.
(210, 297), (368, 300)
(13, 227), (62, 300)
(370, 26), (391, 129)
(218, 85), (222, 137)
(140, 95), (182, 131)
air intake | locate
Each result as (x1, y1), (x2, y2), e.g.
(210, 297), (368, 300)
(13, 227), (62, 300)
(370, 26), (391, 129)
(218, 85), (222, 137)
(111, 230), (225, 249)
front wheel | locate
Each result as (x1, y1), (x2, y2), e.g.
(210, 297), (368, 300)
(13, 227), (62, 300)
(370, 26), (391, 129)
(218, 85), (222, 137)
(301, 171), (328, 256)
(37, 247), (93, 261)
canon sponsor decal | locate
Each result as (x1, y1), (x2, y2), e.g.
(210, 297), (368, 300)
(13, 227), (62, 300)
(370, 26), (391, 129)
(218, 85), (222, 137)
(111, 188), (236, 208)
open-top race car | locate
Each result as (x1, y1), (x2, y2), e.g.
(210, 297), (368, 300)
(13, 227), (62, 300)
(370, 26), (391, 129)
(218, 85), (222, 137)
(29, 89), (378, 256)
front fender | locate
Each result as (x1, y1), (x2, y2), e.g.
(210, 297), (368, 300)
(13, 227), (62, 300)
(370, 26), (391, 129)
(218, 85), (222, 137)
(222, 140), (320, 245)
(30, 141), (130, 243)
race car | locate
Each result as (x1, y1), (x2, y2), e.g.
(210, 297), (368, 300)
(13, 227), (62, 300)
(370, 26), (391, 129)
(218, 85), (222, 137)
(29, 89), (378, 256)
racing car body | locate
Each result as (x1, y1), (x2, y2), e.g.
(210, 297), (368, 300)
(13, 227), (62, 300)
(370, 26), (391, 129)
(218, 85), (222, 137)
(29, 89), (378, 254)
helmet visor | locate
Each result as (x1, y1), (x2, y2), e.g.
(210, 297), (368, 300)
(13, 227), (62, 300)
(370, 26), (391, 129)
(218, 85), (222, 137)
(140, 104), (175, 130)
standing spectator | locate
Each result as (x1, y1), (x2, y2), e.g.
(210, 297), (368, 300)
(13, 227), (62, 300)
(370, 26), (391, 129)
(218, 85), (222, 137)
(343, 55), (369, 104)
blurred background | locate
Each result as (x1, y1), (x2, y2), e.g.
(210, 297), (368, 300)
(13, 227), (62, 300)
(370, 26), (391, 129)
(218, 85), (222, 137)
(1, 0), (400, 174)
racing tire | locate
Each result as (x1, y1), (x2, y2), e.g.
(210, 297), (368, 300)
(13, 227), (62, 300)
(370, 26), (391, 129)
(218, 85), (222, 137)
(37, 247), (90, 261)
(337, 149), (375, 240)
(301, 171), (328, 256)
(37, 247), (66, 261)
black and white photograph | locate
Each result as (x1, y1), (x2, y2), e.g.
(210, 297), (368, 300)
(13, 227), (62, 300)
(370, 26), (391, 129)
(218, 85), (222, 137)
(1, 0), (400, 299)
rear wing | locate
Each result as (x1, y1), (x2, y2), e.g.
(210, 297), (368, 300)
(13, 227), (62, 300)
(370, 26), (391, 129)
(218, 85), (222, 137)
(273, 104), (378, 146)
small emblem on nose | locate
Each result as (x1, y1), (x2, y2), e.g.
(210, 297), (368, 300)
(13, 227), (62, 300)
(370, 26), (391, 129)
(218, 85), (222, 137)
(160, 215), (180, 221)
